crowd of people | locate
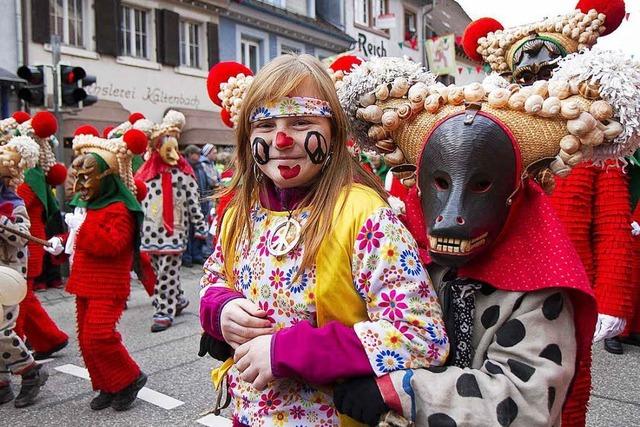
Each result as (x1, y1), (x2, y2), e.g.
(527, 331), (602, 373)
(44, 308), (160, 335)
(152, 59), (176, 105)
(2, 0), (640, 425)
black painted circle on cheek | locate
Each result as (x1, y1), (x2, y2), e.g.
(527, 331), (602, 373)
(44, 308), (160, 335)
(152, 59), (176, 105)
(251, 137), (270, 165)
(304, 131), (328, 165)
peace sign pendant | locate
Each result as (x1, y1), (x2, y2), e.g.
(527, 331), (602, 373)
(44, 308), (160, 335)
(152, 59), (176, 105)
(267, 217), (302, 257)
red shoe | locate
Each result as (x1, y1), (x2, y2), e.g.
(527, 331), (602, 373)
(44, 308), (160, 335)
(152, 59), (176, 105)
(34, 282), (47, 292)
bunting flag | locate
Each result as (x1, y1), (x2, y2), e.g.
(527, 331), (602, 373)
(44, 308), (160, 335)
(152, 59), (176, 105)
(457, 67), (463, 74)
(625, 12), (630, 21)
(398, 42), (404, 50)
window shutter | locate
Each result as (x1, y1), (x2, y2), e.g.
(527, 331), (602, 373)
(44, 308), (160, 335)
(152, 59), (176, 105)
(95, 0), (121, 56)
(156, 9), (179, 66)
(207, 22), (219, 68)
(31, 0), (51, 44)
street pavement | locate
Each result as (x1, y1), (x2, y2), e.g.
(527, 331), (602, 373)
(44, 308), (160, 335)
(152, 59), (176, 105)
(2, 265), (639, 426)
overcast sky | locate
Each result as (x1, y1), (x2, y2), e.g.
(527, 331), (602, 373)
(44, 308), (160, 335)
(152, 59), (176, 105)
(455, 0), (639, 57)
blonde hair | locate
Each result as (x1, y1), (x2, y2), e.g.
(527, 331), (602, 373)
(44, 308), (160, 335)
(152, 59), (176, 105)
(220, 53), (386, 281)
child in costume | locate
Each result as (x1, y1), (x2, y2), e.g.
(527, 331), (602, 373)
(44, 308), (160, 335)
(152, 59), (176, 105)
(135, 111), (207, 332)
(0, 135), (49, 408)
(3, 112), (69, 359)
(44, 125), (149, 411)
(199, 54), (448, 427)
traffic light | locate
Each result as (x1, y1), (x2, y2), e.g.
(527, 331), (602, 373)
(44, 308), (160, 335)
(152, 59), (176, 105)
(16, 65), (45, 106)
(59, 65), (98, 107)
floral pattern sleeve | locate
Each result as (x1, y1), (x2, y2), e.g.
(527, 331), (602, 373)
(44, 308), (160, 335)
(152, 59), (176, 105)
(352, 207), (449, 376)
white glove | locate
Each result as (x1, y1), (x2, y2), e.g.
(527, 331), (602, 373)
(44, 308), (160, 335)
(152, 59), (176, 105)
(631, 221), (640, 236)
(387, 196), (406, 215)
(593, 313), (627, 343)
(64, 208), (86, 230)
(44, 237), (64, 256)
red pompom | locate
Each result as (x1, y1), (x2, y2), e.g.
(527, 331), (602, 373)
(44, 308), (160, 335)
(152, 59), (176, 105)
(576, 0), (626, 36)
(462, 18), (504, 63)
(134, 178), (148, 202)
(128, 112), (145, 124)
(11, 111), (30, 123)
(102, 126), (114, 138)
(207, 62), (253, 107)
(73, 125), (100, 137)
(46, 163), (68, 186)
(220, 108), (234, 128)
(329, 55), (363, 74)
(123, 129), (148, 155)
(31, 111), (58, 138)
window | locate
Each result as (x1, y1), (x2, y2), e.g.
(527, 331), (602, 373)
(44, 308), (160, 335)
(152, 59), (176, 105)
(258, 0), (285, 7)
(354, 0), (389, 34)
(49, 0), (85, 47)
(241, 38), (260, 73)
(404, 10), (417, 49)
(180, 21), (201, 68)
(120, 5), (149, 59)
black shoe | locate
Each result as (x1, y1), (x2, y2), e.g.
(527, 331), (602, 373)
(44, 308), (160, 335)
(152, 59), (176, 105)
(90, 391), (115, 410)
(0, 384), (14, 404)
(150, 318), (172, 333)
(604, 337), (624, 355)
(175, 299), (190, 317)
(193, 258), (204, 265)
(33, 340), (68, 360)
(111, 373), (147, 411)
(14, 364), (49, 408)
(182, 260), (193, 268)
(619, 333), (640, 347)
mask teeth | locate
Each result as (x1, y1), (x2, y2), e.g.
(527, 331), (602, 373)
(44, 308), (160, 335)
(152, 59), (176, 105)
(428, 232), (489, 254)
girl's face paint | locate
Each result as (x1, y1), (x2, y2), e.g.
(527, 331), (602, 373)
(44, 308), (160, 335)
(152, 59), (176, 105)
(250, 115), (331, 188)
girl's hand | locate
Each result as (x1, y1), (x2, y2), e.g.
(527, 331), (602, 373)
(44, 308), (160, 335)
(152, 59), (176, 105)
(220, 298), (273, 349)
(234, 334), (275, 391)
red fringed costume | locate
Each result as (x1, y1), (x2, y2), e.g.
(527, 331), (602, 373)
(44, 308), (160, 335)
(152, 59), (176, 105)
(66, 202), (141, 392)
(550, 163), (633, 426)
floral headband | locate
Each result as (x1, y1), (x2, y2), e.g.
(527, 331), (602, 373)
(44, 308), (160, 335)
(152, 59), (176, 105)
(249, 96), (333, 123)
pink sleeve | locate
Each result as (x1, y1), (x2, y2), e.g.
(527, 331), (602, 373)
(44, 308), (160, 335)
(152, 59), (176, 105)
(199, 286), (244, 340)
(271, 320), (374, 385)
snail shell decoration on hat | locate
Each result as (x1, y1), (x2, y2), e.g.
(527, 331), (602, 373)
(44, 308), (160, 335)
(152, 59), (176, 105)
(338, 53), (640, 188)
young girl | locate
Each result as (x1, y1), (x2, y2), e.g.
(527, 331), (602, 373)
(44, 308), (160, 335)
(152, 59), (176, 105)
(199, 54), (448, 426)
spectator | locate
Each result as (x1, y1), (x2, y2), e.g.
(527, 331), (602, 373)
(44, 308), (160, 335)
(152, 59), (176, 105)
(182, 145), (211, 266)
(200, 144), (220, 189)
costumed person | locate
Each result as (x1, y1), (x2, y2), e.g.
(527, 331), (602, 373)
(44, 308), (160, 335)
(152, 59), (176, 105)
(182, 144), (212, 267)
(9, 112), (69, 359)
(44, 125), (151, 411)
(617, 151), (640, 349)
(332, 53), (640, 426)
(0, 135), (49, 407)
(135, 110), (207, 332)
(461, 0), (634, 358)
(198, 54), (449, 427)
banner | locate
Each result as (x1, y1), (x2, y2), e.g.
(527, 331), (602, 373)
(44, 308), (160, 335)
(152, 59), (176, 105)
(425, 34), (457, 76)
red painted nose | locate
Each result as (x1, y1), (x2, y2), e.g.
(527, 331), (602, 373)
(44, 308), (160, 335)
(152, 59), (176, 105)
(275, 132), (295, 149)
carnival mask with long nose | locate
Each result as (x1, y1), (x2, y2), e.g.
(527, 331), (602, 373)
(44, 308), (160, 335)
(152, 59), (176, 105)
(158, 135), (180, 166)
(418, 114), (517, 267)
(72, 154), (105, 202)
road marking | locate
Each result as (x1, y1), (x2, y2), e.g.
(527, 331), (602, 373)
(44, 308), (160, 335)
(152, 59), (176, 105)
(196, 414), (233, 426)
(55, 364), (185, 410)
(36, 358), (55, 364)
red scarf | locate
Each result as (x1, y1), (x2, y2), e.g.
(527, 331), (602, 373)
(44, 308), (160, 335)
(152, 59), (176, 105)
(135, 151), (195, 236)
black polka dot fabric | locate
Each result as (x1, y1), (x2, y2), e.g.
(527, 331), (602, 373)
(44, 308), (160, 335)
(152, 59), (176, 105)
(0, 304), (35, 379)
(151, 254), (186, 322)
(507, 358), (536, 382)
(495, 319), (526, 347)
(481, 305), (500, 329)
(456, 373), (483, 398)
(542, 292), (563, 320)
(539, 344), (562, 366)
(496, 397), (518, 426)
(428, 413), (458, 427)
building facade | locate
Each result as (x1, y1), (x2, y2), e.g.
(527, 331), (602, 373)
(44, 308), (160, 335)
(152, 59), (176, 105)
(16, 0), (352, 145)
